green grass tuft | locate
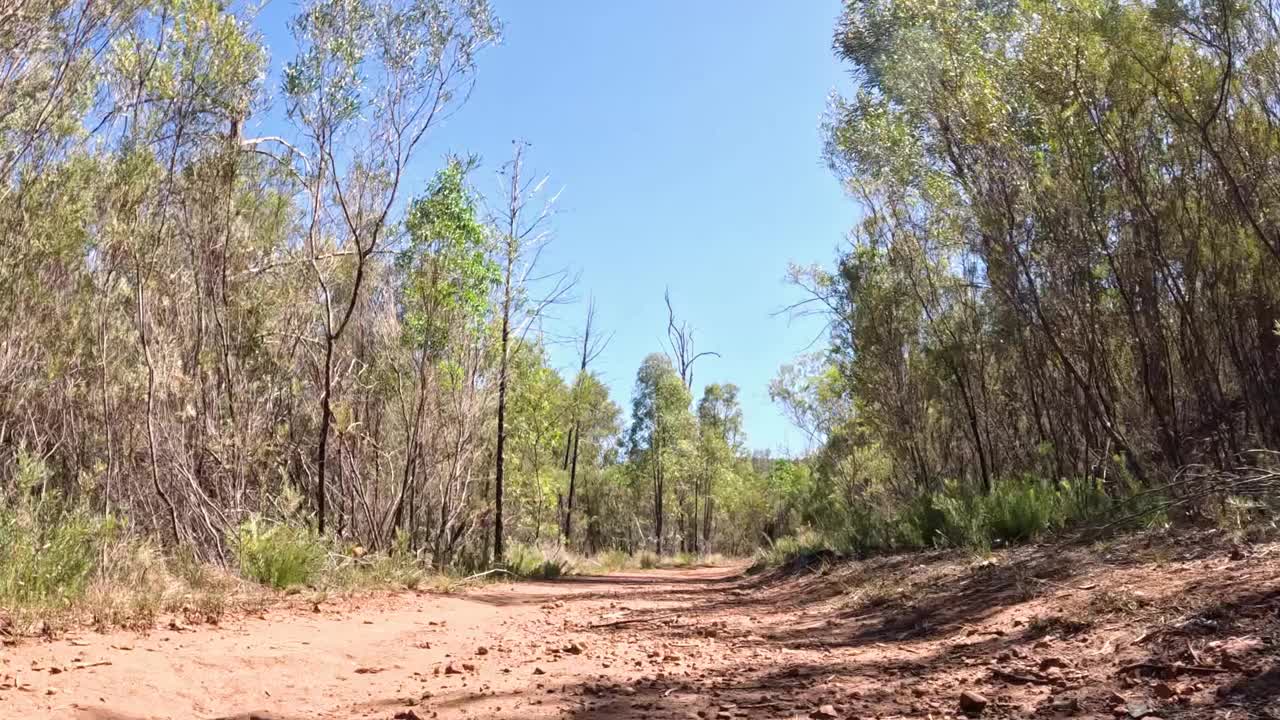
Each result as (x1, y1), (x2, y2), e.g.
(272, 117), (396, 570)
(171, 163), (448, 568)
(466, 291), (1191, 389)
(231, 517), (326, 589)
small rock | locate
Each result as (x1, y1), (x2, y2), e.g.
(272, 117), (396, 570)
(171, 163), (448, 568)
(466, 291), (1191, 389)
(1049, 696), (1080, 713)
(532, 666), (546, 675)
(1039, 657), (1069, 670)
(1213, 635), (1262, 658)
(1153, 682), (1177, 699)
(1124, 700), (1154, 718)
(959, 690), (988, 716)
(810, 705), (839, 720)
(475, 646), (488, 656)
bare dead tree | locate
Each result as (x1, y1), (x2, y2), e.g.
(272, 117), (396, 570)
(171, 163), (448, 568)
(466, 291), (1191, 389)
(561, 297), (612, 542)
(493, 140), (575, 563)
(665, 289), (719, 392)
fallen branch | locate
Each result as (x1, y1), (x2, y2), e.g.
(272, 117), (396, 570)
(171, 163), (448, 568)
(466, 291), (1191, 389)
(591, 612), (678, 629)
(462, 568), (514, 582)
(1032, 577), (1098, 591)
(1117, 662), (1230, 676)
(991, 667), (1057, 685)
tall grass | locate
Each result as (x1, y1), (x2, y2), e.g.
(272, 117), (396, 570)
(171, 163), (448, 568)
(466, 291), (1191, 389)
(503, 542), (574, 579)
(760, 474), (1127, 567)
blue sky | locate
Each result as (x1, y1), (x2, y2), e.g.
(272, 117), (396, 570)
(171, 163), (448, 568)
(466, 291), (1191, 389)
(253, 1), (855, 453)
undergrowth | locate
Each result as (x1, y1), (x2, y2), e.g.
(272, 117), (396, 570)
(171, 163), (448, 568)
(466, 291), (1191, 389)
(754, 472), (1262, 569)
(0, 451), (120, 612)
(232, 516), (326, 589)
(504, 542), (575, 580)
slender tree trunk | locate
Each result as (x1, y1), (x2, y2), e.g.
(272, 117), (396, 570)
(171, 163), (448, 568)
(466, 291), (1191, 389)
(654, 415), (664, 555)
(98, 278), (114, 507)
(494, 253), (513, 564)
(317, 338), (334, 534)
(135, 260), (180, 544)
(564, 420), (581, 542)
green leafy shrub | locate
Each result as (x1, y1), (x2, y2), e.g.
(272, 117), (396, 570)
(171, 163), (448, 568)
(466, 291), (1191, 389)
(589, 549), (630, 572)
(983, 478), (1063, 544)
(895, 494), (952, 548)
(232, 517), (326, 589)
(760, 472), (1129, 567)
(751, 529), (835, 570)
(933, 490), (989, 550)
(0, 452), (118, 607)
(503, 542), (573, 579)
(1057, 477), (1111, 525)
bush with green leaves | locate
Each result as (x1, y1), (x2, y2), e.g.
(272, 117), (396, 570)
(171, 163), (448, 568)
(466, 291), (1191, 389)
(982, 478), (1063, 544)
(231, 517), (326, 589)
(759, 472), (1148, 568)
(588, 549), (631, 572)
(0, 452), (119, 608)
(751, 529), (834, 570)
(503, 542), (573, 580)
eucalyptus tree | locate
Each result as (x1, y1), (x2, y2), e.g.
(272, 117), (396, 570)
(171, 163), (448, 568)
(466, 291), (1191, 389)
(490, 141), (573, 562)
(561, 371), (619, 547)
(560, 298), (611, 542)
(628, 353), (694, 554)
(391, 158), (498, 548)
(804, 0), (1280, 516)
(282, 0), (498, 534)
(693, 383), (741, 551)
(505, 340), (569, 542)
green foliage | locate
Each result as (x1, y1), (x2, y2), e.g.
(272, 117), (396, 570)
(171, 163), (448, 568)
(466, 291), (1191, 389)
(0, 453), (119, 608)
(805, 0), (1280, 546)
(983, 479), (1064, 544)
(760, 473), (1133, 567)
(752, 529), (834, 571)
(400, 159), (499, 353)
(503, 542), (573, 580)
(232, 517), (327, 589)
(589, 549), (631, 573)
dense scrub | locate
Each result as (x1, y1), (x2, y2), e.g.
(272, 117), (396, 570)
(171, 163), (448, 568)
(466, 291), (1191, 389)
(766, 0), (1280, 555)
(4, 0), (1280, 622)
(0, 0), (778, 600)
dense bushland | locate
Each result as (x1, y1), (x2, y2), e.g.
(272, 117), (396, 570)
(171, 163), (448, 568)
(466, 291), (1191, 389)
(5, 0), (1280, 621)
(763, 0), (1280, 561)
(0, 0), (779, 609)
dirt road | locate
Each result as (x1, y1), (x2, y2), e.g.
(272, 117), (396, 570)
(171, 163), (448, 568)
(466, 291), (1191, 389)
(3, 566), (837, 720)
(2, 541), (1277, 719)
